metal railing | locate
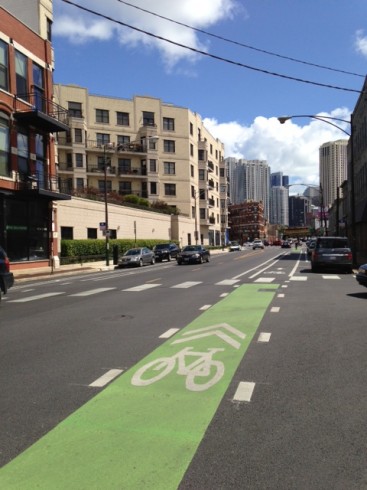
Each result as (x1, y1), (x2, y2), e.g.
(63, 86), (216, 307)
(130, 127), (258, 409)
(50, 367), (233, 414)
(14, 92), (68, 126)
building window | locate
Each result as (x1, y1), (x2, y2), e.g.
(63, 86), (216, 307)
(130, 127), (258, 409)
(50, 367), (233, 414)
(143, 111), (155, 126)
(149, 159), (157, 172)
(109, 229), (117, 239)
(0, 112), (10, 176)
(198, 149), (205, 161)
(150, 182), (157, 194)
(164, 183), (176, 196)
(117, 135), (130, 146)
(75, 153), (83, 168)
(46, 17), (52, 41)
(61, 226), (74, 240)
(76, 178), (84, 189)
(200, 208), (206, 219)
(0, 41), (8, 91)
(15, 51), (27, 97)
(190, 122), (193, 135)
(164, 162), (175, 174)
(66, 153), (73, 168)
(68, 101), (82, 118)
(87, 228), (97, 239)
(118, 158), (131, 174)
(17, 130), (29, 175)
(98, 180), (112, 193)
(192, 206), (196, 218)
(190, 143), (194, 157)
(116, 111), (129, 126)
(191, 165), (194, 177)
(96, 109), (109, 124)
(32, 63), (44, 111)
(164, 140), (175, 153)
(96, 133), (110, 146)
(119, 181), (132, 194)
(74, 128), (83, 143)
(163, 117), (175, 131)
(199, 169), (205, 180)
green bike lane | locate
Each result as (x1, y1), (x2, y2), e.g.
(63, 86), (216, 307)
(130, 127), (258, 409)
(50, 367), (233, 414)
(0, 283), (279, 489)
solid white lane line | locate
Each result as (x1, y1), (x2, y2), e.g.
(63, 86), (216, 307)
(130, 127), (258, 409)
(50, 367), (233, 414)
(159, 328), (180, 339)
(89, 369), (123, 387)
(123, 284), (161, 292)
(233, 381), (255, 402)
(70, 287), (116, 297)
(9, 292), (65, 303)
(171, 281), (202, 289)
(258, 332), (271, 342)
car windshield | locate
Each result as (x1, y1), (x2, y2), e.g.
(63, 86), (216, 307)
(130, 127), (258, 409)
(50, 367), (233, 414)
(155, 244), (169, 250)
(125, 249), (141, 256)
(183, 246), (200, 252)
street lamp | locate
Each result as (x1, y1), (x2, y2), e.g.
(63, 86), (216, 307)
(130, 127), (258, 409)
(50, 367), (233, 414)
(278, 114), (356, 263)
(103, 144), (113, 266)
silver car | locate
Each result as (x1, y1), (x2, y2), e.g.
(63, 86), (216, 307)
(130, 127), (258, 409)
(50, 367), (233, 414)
(119, 247), (155, 267)
(310, 237), (353, 273)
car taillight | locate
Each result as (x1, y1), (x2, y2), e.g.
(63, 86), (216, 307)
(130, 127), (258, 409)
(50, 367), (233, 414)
(4, 256), (10, 272)
(346, 252), (353, 260)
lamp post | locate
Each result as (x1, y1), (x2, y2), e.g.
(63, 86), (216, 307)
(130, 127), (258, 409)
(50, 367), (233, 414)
(193, 189), (199, 245)
(278, 114), (356, 262)
(103, 145), (110, 266)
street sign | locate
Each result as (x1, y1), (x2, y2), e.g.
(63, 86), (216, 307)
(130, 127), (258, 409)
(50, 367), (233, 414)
(99, 222), (106, 231)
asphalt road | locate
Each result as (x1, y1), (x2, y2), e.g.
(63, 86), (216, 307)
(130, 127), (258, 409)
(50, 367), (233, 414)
(1, 246), (366, 489)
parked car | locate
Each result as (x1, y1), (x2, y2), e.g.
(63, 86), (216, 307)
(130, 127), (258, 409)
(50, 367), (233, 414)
(272, 239), (282, 246)
(356, 263), (367, 287)
(118, 247), (155, 267)
(310, 237), (353, 273)
(177, 245), (210, 265)
(0, 246), (14, 301)
(306, 239), (316, 256)
(252, 239), (264, 250)
(281, 240), (291, 248)
(229, 241), (241, 252)
(153, 243), (180, 262)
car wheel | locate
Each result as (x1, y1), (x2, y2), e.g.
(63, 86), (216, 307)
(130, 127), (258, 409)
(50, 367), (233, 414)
(206, 255), (210, 263)
(177, 260), (182, 265)
(199, 255), (204, 264)
(151, 257), (155, 265)
(167, 254), (171, 262)
(311, 263), (318, 273)
(139, 259), (143, 267)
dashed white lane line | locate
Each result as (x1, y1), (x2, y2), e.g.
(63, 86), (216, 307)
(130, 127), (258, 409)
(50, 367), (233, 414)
(215, 279), (240, 286)
(220, 293), (229, 297)
(270, 306), (280, 313)
(199, 305), (212, 311)
(277, 293), (285, 298)
(9, 292), (65, 303)
(89, 369), (123, 387)
(70, 287), (116, 297)
(233, 381), (255, 402)
(290, 276), (307, 281)
(258, 332), (271, 342)
(322, 275), (341, 280)
(254, 277), (275, 283)
(122, 284), (161, 292)
(159, 328), (180, 339)
(171, 281), (202, 289)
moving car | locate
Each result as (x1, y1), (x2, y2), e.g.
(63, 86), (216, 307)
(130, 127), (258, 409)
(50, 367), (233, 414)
(229, 241), (241, 252)
(252, 239), (264, 250)
(306, 239), (316, 256)
(153, 243), (180, 262)
(281, 240), (291, 248)
(0, 246), (14, 301)
(119, 247), (155, 267)
(310, 237), (353, 273)
(356, 263), (367, 287)
(177, 245), (210, 265)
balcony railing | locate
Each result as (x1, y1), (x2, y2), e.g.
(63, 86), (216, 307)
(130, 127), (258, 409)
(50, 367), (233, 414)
(86, 140), (146, 153)
(13, 93), (69, 133)
(16, 171), (61, 193)
(86, 165), (117, 175)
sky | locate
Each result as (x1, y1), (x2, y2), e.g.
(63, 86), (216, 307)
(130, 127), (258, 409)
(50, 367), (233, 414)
(52, 0), (367, 193)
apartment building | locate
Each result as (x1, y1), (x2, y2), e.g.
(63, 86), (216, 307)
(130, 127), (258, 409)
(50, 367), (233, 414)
(228, 201), (265, 244)
(0, 1), (70, 269)
(53, 84), (228, 246)
(319, 139), (348, 209)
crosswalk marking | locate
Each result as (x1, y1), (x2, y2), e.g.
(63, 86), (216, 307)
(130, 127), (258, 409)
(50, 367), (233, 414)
(9, 292), (65, 303)
(123, 284), (161, 292)
(171, 281), (202, 289)
(70, 287), (116, 297)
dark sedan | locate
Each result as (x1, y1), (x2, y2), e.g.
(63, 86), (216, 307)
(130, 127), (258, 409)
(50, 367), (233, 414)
(356, 264), (367, 287)
(154, 243), (180, 262)
(0, 246), (14, 301)
(177, 245), (210, 265)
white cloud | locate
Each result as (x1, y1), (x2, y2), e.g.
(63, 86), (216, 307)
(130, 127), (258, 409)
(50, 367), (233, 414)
(355, 29), (367, 57)
(53, 0), (241, 68)
(204, 108), (351, 191)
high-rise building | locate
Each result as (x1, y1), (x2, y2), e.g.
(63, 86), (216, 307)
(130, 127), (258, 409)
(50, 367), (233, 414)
(225, 158), (270, 219)
(319, 139), (348, 209)
(53, 84), (228, 246)
(270, 186), (289, 226)
(289, 195), (310, 227)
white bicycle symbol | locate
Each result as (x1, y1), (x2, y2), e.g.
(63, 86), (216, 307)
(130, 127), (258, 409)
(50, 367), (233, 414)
(131, 347), (225, 392)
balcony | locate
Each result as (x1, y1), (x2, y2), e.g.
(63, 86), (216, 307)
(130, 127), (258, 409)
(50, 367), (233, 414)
(118, 168), (147, 177)
(86, 140), (145, 153)
(13, 93), (69, 133)
(15, 171), (71, 200)
(58, 162), (74, 172)
(87, 165), (117, 176)
(208, 198), (215, 208)
(208, 179), (215, 189)
(208, 161), (214, 172)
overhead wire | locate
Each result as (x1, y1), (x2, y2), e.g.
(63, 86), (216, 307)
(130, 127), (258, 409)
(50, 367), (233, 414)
(116, 0), (365, 79)
(61, 0), (363, 95)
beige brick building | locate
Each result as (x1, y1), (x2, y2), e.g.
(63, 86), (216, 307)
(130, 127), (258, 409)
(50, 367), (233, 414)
(53, 84), (228, 246)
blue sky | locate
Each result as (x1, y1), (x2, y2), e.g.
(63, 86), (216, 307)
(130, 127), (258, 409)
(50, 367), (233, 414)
(52, 0), (367, 191)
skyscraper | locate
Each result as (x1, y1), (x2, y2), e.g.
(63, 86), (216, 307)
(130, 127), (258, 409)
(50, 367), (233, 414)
(319, 139), (348, 209)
